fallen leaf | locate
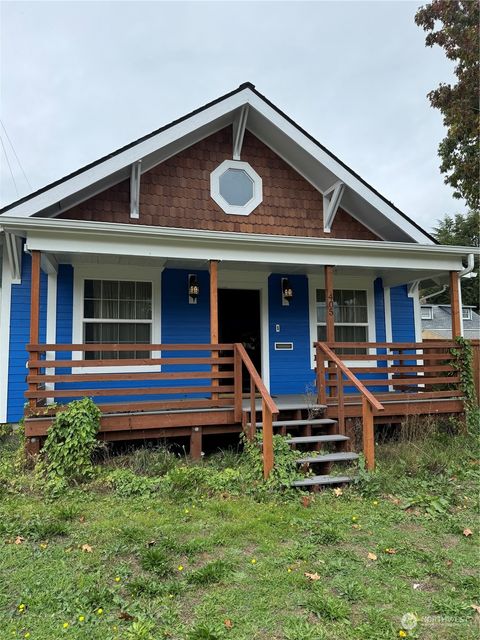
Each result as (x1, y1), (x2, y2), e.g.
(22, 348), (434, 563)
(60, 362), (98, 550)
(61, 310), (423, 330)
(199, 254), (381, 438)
(333, 488), (343, 497)
(81, 544), (93, 553)
(147, 540), (156, 547)
(385, 548), (397, 554)
(463, 528), (473, 537)
(470, 604), (480, 614)
(14, 536), (25, 545)
(301, 496), (311, 508)
(304, 572), (321, 581)
(118, 611), (135, 621)
(446, 559), (453, 567)
(224, 619), (233, 629)
(413, 583), (422, 590)
(79, 516), (85, 523)
(387, 494), (401, 505)
(352, 524), (362, 530)
(367, 552), (377, 561)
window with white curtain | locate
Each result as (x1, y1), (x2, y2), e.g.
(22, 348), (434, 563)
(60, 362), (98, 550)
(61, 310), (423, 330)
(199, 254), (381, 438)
(316, 289), (368, 354)
(83, 279), (152, 360)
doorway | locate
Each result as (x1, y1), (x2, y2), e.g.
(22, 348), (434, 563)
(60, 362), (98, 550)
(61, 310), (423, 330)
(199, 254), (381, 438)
(218, 288), (262, 374)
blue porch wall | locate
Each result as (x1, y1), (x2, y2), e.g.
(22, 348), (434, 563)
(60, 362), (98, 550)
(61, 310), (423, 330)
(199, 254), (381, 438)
(268, 274), (314, 395)
(390, 285), (416, 341)
(7, 252), (48, 422)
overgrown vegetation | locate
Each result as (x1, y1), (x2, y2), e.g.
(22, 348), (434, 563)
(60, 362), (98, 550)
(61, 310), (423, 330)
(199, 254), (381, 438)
(0, 412), (478, 639)
(35, 397), (101, 495)
(452, 336), (480, 434)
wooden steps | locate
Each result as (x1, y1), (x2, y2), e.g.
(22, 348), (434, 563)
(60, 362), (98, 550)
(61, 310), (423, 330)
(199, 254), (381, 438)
(292, 475), (353, 487)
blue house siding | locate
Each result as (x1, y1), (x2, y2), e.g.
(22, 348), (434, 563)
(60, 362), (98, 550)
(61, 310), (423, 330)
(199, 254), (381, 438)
(7, 252), (47, 422)
(390, 285), (416, 342)
(268, 274), (314, 395)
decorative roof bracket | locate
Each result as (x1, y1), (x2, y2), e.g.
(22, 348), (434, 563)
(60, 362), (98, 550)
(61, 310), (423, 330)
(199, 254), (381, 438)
(130, 160), (142, 219)
(232, 105), (249, 160)
(323, 180), (345, 233)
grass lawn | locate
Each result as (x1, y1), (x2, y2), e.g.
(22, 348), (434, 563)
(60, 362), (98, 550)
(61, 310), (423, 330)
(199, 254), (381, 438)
(0, 423), (479, 640)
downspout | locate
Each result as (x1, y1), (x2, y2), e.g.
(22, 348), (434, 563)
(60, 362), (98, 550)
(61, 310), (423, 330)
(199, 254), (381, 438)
(420, 284), (447, 304)
(459, 253), (475, 278)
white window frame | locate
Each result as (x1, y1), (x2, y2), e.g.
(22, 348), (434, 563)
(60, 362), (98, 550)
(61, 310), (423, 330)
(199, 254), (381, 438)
(308, 275), (376, 368)
(72, 264), (162, 373)
(462, 307), (472, 321)
(210, 159), (262, 216)
(420, 306), (433, 320)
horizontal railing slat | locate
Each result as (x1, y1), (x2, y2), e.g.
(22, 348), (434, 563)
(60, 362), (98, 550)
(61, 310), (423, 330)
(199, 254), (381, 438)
(322, 341), (457, 349)
(327, 376), (460, 387)
(27, 370), (233, 384)
(325, 365), (456, 375)
(28, 343), (234, 352)
(28, 356), (235, 368)
(26, 385), (235, 399)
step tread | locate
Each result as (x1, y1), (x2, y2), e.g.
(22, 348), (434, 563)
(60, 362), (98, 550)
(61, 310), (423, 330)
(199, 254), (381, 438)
(292, 475), (353, 487)
(297, 452), (359, 464)
(243, 403), (327, 413)
(247, 418), (336, 428)
(287, 435), (349, 444)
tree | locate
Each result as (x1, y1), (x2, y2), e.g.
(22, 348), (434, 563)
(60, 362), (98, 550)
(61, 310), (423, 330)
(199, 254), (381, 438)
(415, 1), (479, 211)
(421, 210), (479, 308)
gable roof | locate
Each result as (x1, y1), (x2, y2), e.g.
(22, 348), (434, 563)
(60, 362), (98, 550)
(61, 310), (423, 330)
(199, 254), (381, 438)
(0, 82), (436, 244)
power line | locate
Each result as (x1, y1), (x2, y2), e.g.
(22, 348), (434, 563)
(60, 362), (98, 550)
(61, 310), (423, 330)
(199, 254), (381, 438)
(0, 119), (32, 190)
(0, 134), (20, 197)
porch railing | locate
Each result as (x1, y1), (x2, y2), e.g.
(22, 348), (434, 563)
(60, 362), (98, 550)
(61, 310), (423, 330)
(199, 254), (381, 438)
(315, 340), (466, 469)
(26, 341), (278, 478)
(316, 342), (384, 470)
(234, 343), (279, 478)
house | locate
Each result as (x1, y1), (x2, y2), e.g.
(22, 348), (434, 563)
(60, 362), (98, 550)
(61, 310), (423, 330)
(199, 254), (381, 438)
(0, 83), (477, 481)
(422, 305), (480, 340)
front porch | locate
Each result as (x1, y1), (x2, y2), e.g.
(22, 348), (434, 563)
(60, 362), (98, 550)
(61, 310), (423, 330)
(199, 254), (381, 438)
(15, 233), (472, 482)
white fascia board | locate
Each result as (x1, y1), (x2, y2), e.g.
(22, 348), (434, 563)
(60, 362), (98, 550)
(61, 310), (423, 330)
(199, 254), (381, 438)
(3, 92), (251, 219)
(16, 222), (472, 274)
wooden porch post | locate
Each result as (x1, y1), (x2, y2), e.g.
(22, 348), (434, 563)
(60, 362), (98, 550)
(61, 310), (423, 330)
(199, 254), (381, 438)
(26, 250), (41, 456)
(324, 265), (335, 343)
(209, 260), (219, 343)
(449, 271), (462, 338)
(210, 260), (219, 401)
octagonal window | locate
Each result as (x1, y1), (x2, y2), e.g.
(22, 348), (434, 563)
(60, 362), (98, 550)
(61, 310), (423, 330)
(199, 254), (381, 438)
(219, 168), (254, 206)
(210, 160), (262, 216)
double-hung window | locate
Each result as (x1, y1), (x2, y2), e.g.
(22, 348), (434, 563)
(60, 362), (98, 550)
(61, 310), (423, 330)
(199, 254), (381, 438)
(316, 289), (368, 355)
(83, 279), (152, 360)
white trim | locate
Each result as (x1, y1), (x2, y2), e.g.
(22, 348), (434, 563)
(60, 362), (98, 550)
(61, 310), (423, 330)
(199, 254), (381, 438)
(4, 232), (22, 283)
(308, 274), (376, 369)
(0, 242), (12, 422)
(232, 105), (249, 160)
(210, 159), (263, 216)
(72, 263), (162, 373)
(408, 281), (423, 343)
(462, 307), (472, 321)
(323, 181), (345, 233)
(130, 160), (141, 219)
(45, 270), (58, 402)
(11, 218), (472, 274)
(384, 286), (392, 342)
(218, 269), (270, 390)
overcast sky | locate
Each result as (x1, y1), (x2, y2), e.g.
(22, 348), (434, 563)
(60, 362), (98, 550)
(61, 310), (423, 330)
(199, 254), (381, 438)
(0, 0), (466, 230)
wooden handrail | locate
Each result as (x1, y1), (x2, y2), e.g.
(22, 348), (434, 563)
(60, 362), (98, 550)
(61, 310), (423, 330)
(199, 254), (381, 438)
(234, 343), (279, 478)
(316, 342), (384, 471)
(316, 343), (384, 412)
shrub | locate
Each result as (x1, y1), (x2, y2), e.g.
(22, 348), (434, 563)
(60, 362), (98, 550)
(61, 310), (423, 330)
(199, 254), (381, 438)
(37, 397), (101, 489)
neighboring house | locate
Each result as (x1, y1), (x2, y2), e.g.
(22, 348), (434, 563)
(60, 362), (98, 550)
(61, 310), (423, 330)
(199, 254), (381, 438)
(422, 305), (480, 340)
(0, 83), (477, 479)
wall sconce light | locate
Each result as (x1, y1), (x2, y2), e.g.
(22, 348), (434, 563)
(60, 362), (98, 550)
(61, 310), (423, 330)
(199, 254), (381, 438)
(188, 274), (199, 304)
(281, 277), (293, 306)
